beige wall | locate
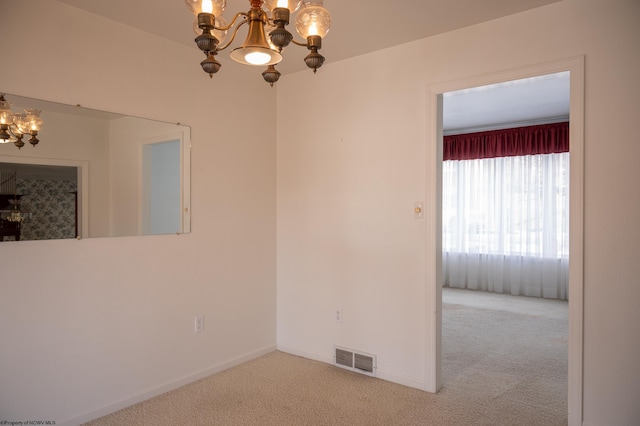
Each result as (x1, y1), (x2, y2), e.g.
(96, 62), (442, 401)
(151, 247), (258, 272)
(0, 0), (277, 423)
(276, 0), (640, 425)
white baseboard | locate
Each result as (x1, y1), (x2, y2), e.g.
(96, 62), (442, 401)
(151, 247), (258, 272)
(277, 344), (427, 391)
(375, 369), (428, 391)
(61, 344), (277, 426)
(277, 344), (334, 364)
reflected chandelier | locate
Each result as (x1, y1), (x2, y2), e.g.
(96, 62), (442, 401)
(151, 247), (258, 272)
(185, 0), (331, 85)
(0, 172), (30, 223)
(0, 94), (43, 149)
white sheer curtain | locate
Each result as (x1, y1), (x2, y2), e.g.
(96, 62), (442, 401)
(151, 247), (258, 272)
(442, 152), (569, 300)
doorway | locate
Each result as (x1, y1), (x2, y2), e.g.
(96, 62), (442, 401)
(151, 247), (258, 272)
(425, 57), (584, 426)
(141, 139), (182, 235)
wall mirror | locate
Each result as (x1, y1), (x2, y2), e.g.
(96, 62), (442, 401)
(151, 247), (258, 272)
(0, 93), (190, 242)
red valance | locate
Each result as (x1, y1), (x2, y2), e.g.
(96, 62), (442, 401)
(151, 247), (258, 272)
(443, 122), (569, 161)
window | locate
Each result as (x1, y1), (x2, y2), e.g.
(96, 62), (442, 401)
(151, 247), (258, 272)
(443, 153), (569, 258)
(442, 123), (569, 299)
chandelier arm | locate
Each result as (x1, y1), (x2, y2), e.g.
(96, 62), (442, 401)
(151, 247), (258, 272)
(290, 38), (310, 47)
(217, 19), (249, 51)
(215, 11), (248, 32)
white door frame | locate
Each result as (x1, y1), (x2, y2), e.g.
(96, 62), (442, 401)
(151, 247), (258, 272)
(137, 129), (191, 235)
(425, 56), (585, 426)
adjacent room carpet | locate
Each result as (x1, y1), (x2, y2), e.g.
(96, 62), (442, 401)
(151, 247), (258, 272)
(86, 288), (568, 425)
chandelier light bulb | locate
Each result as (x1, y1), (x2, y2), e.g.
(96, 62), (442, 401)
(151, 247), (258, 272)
(264, 0), (302, 12)
(245, 51), (272, 65)
(230, 46), (282, 66)
(308, 21), (318, 36)
(184, 0), (226, 15)
(295, 1), (331, 39)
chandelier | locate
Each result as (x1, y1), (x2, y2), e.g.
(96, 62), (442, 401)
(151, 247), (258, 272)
(2, 197), (27, 223)
(0, 172), (30, 224)
(185, 0), (331, 85)
(0, 94), (43, 149)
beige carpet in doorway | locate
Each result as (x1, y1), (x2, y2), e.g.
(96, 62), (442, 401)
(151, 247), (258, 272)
(86, 288), (568, 425)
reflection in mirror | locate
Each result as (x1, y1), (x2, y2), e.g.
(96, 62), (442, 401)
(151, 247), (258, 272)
(0, 94), (190, 242)
(1, 164), (78, 241)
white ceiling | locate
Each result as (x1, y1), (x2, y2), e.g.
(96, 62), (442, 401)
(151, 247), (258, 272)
(443, 71), (570, 134)
(49, 0), (569, 131)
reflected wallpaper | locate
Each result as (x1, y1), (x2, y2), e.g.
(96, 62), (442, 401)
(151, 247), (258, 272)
(16, 178), (77, 241)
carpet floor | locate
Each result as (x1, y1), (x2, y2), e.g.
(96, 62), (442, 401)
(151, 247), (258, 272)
(86, 288), (568, 425)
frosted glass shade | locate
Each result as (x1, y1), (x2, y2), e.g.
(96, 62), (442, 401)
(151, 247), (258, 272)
(295, 1), (331, 38)
(24, 109), (43, 132)
(0, 97), (13, 125)
(0, 108), (13, 125)
(10, 113), (26, 135)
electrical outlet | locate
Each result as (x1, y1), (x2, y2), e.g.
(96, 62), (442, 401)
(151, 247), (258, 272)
(335, 308), (343, 324)
(195, 315), (204, 333)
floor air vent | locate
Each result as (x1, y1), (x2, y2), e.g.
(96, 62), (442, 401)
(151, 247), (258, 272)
(334, 346), (376, 377)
